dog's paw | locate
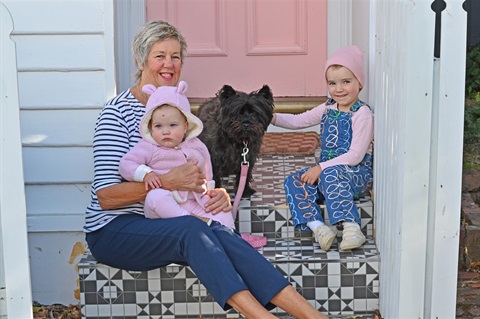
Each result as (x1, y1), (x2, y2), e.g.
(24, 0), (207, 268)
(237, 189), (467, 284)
(242, 187), (256, 197)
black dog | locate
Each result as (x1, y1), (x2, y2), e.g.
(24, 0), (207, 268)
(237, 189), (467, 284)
(197, 84), (274, 197)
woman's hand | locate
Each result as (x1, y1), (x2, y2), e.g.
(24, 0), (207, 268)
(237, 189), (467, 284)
(161, 160), (205, 193)
(97, 160), (205, 210)
(205, 188), (231, 215)
(97, 182), (149, 210)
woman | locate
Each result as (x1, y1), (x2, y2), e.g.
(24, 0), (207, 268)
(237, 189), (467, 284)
(84, 20), (328, 319)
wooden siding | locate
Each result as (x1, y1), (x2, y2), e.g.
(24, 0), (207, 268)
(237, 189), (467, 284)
(18, 72), (107, 109)
(1, 0), (115, 306)
(4, 0), (115, 233)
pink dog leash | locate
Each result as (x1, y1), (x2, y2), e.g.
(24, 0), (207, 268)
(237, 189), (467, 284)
(231, 163), (248, 219)
(231, 142), (267, 249)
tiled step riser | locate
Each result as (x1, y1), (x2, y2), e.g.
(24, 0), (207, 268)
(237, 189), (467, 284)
(80, 203), (378, 318)
(237, 202), (374, 239)
(80, 255), (379, 318)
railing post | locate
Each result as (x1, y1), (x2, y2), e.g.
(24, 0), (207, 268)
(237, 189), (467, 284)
(424, 0), (467, 317)
(0, 2), (34, 318)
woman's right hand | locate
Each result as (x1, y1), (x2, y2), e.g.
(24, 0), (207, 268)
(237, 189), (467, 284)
(161, 160), (206, 193)
(97, 160), (205, 210)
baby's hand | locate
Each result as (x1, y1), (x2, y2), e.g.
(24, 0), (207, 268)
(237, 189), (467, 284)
(301, 166), (322, 185)
(144, 172), (162, 190)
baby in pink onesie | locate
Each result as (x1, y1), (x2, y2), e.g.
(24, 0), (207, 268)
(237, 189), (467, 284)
(119, 81), (235, 228)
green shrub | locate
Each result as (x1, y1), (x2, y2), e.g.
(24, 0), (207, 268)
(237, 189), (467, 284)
(464, 44), (480, 169)
(465, 44), (480, 100)
(464, 102), (480, 148)
(463, 102), (480, 169)
(464, 103), (480, 142)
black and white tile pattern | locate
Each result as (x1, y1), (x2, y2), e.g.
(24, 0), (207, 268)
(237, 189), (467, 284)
(79, 152), (379, 318)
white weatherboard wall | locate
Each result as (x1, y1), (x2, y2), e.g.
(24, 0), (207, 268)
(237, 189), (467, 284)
(1, 0), (116, 305)
(373, 0), (465, 317)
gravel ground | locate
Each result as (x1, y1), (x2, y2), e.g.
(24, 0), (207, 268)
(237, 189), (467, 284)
(32, 302), (81, 319)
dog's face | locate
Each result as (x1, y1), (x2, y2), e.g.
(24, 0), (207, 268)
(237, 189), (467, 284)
(218, 84), (274, 143)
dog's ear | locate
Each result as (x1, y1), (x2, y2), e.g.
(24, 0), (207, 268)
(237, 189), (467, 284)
(219, 85), (236, 103)
(258, 85), (274, 103)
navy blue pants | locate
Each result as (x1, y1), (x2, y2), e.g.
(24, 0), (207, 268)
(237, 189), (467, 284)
(85, 214), (289, 309)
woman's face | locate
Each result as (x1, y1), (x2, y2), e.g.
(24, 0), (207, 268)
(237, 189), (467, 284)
(141, 38), (183, 87)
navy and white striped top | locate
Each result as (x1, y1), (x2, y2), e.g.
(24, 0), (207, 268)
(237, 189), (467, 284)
(84, 89), (146, 233)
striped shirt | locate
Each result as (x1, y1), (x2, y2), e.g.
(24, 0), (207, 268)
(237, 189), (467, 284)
(84, 89), (146, 232)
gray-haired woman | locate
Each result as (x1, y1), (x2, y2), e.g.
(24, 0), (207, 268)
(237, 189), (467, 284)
(84, 20), (328, 319)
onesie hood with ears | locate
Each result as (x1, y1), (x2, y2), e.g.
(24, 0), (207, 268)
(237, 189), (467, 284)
(324, 45), (365, 89)
(140, 81), (203, 144)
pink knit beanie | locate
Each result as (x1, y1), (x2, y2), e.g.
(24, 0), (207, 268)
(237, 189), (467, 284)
(324, 45), (365, 88)
(140, 81), (203, 143)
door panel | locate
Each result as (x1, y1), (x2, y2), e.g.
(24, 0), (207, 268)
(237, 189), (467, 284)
(146, 0), (327, 98)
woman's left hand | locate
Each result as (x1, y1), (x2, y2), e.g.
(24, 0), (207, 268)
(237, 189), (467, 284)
(205, 188), (231, 215)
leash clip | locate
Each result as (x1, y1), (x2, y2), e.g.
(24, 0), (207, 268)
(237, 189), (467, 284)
(241, 141), (249, 165)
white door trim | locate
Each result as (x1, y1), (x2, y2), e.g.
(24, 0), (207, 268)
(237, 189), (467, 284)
(327, 0), (352, 55)
(115, 0), (145, 92)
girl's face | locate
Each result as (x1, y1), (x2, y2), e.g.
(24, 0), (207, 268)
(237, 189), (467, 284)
(141, 38), (183, 87)
(149, 105), (188, 148)
(326, 66), (362, 111)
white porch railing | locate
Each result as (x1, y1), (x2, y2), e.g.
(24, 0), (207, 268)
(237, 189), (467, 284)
(372, 0), (466, 318)
(0, 2), (33, 318)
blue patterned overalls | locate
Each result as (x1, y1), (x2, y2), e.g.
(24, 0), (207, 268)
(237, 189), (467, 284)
(284, 99), (373, 230)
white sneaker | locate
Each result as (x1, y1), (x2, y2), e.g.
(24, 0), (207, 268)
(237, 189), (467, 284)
(339, 225), (365, 251)
(313, 225), (338, 251)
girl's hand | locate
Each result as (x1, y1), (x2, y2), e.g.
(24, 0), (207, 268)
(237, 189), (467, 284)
(205, 188), (232, 215)
(301, 166), (322, 185)
(144, 172), (163, 190)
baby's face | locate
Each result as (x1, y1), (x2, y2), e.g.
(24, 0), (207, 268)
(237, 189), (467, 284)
(149, 105), (187, 148)
(326, 65), (362, 111)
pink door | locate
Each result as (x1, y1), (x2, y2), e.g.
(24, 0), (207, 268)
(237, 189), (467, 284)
(146, 0), (327, 98)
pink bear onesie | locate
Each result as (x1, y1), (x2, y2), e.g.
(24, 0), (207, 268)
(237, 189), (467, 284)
(119, 81), (235, 228)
